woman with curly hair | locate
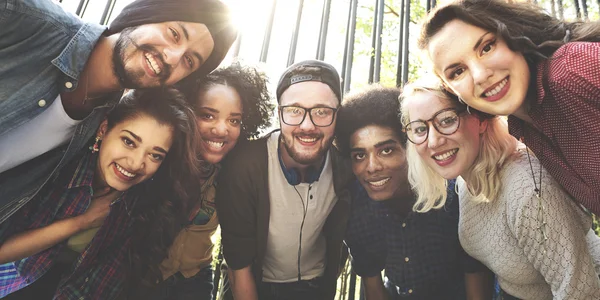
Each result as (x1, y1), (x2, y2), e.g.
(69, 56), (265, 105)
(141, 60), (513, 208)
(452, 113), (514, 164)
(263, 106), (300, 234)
(418, 0), (600, 215)
(0, 88), (200, 300)
(139, 62), (274, 300)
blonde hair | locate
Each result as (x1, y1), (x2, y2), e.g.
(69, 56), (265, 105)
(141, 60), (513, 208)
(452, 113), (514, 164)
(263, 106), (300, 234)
(400, 79), (518, 212)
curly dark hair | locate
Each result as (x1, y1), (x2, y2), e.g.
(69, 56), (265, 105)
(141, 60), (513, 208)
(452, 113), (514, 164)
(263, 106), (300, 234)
(335, 85), (405, 157)
(114, 89), (201, 294)
(189, 62), (274, 140)
(419, 0), (600, 62)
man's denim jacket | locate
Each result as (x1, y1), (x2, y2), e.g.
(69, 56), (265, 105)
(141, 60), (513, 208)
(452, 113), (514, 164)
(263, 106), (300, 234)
(0, 0), (122, 223)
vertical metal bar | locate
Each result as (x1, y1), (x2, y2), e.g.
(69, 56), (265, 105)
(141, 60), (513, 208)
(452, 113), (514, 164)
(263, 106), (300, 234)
(287, 0), (305, 67)
(348, 270), (357, 300)
(75, 0), (89, 17)
(233, 33), (242, 59)
(431, 0), (437, 10)
(557, 0), (564, 20)
(368, 1), (379, 84)
(373, 0), (385, 83)
(573, 0), (581, 20)
(316, 0), (333, 60)
(580, 0), (589, 20)
(100, 0), (117, 25)
(341, 0), (353, 94)
(401, 0), (411, 84)
(342, 0), (359, 94)
(260, 0), (278, 63)
(426, 0), (431, 13)
(396, 0), (406, 87)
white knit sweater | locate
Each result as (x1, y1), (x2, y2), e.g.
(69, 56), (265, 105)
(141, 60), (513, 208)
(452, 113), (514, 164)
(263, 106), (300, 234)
(457, 150), (600, 299)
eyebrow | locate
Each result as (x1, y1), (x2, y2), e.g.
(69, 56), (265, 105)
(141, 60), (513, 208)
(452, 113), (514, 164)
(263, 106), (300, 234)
(123, 130), (168, 154)
(178, 22), (205, 66)
(349, 139), (397, 153)
(199, 106), (243, 117)
(443, 32), (491, 74)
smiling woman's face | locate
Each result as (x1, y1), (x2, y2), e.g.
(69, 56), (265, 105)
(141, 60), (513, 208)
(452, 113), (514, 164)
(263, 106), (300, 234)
(428, 19), (530, 116)
(95, 114), (174, 191)
(194, 84), (243, 164)
(406, 92), (486, 180)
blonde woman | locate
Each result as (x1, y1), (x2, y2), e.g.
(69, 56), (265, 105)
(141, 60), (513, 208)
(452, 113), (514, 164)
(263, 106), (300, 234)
(400, 80), (600, 299)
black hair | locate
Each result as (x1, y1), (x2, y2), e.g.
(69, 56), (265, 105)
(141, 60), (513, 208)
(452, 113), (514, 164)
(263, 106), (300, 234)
(336, 85), (405, 157)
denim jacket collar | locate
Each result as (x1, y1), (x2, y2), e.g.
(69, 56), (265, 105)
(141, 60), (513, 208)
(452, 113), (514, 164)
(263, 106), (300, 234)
(51, 23), (107, 92)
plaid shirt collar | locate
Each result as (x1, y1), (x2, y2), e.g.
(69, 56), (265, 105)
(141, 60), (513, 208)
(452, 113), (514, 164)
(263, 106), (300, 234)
(65, 151), (97, 190)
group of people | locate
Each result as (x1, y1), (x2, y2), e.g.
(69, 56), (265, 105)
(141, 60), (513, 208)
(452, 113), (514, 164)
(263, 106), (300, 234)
(1, 0), (600, 299)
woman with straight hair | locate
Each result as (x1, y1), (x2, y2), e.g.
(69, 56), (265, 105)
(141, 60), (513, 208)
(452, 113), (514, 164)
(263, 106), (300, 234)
(400, 79), (600, 299)
(418, 0), (600, 215)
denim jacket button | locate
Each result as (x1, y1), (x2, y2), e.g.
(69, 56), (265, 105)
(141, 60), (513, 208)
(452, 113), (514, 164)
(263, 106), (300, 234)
(38, 99), (47, 107)
(65, 81), (73, 89)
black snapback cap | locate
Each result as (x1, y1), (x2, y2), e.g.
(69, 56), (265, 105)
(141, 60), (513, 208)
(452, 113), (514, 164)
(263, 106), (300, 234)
(276, 60), (342, 103)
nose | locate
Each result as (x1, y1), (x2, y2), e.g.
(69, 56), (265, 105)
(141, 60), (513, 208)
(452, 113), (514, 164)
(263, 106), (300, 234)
(366, 155), (383, 174)
(471, 62), (493, 86)
(427, 123), (446, 150)
(298, 113), (317, 131)
(211, 120), (229, 137)
(163, 45), (186, 66)
(128, 149), (146, 172)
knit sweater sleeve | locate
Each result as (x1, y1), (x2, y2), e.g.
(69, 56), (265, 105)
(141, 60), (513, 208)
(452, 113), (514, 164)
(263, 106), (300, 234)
(506, 153), (600, 299)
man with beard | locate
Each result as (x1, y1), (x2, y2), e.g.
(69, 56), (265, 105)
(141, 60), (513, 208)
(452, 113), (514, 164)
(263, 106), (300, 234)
(335, 85), (493, 300)
(216, 60), (354, 300)
(0, 0), (236, 222)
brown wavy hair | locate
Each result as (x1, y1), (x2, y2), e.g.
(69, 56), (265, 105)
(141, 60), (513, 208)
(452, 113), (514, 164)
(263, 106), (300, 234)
(419, 0), (600, 62)
(111, 89), (200, 294)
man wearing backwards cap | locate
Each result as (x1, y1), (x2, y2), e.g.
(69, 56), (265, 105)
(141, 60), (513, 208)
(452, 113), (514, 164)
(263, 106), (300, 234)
(216, 60), (354, 300)
(0, 0), (236, 223)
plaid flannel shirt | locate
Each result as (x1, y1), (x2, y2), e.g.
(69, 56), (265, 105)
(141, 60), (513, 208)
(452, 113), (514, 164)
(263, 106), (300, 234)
(345, 180), (483, 298)
(0, 151), (135, 299)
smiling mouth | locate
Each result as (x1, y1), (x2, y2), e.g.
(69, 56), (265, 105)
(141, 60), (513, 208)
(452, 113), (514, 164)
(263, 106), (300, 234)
(433, 149), (458, 161)
(204, 139), (225, 151)
(115, 163), (137, 179)
(482, 77), (508, 97)
(145, 52), (162, 76)
(297, 136), (319, 143)
(368, 177), (390, 187)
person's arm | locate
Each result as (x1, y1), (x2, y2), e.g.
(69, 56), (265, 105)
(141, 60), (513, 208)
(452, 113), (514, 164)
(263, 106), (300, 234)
(228, 266), (258, 300)
(362, 275), (390, 300)
(509, 163), (600, 299)
(0, 191), (112, 264)
(464, 271), (494, 300)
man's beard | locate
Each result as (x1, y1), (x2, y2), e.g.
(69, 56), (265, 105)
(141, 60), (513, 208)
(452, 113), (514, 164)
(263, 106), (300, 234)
(281, 132), (333, 165)
(112, 27), (171, 88)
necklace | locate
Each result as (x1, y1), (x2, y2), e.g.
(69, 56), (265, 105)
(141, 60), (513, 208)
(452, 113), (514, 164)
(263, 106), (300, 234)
(524, 144), (548, 248)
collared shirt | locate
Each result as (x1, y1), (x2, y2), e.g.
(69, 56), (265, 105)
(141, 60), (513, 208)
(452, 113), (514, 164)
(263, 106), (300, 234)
(0, 151), (135, 300)
(0, 0), (121, 223)
(508, 42), (600, 215)
(345, 180), (478, 298)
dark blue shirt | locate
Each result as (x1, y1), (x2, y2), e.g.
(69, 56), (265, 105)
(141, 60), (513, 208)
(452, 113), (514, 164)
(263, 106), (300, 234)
(345, 180), (483, 298)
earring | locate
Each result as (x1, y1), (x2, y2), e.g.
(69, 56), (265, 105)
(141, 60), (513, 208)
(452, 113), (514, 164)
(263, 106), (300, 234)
(466, 105), (471, 115)
(90, 136), (101, 153)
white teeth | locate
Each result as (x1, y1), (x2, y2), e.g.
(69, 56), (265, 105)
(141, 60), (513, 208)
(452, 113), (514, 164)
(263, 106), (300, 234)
(484, 78), (508, 97)
(369, 178), (390, 187)
(298, 137), (317, 143)
(115, 163), (136, 178)
(206, 140), (224, 149)
(434, 149), (458, 161)
(145, 53), (162, 75)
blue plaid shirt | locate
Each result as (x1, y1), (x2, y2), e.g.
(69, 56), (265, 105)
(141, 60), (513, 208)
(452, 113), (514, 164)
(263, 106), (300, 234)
(345, 180), (483, 298)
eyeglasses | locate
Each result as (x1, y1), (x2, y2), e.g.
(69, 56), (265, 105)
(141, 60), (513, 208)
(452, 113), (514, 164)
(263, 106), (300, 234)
(279, 105), (338, 127)
(403, 108), (466, 145)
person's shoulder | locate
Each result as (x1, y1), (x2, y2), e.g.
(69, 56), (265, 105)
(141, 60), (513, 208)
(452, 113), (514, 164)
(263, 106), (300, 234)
(220, 134), (270, 171)
(547, 42), (600, 78)
(6, 0), (86, 32)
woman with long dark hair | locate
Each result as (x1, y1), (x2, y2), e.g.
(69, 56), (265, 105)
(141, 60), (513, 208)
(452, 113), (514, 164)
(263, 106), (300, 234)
(418, 0), (600, 215)
(0, 88), (200, 300)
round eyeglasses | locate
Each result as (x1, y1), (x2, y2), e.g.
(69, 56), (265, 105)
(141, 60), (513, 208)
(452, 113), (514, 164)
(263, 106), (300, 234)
(403, 108), (466, 145)
(279, 105), (338, 127)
